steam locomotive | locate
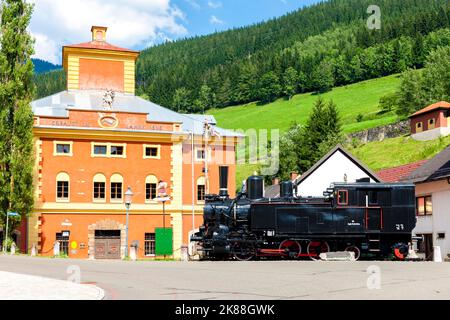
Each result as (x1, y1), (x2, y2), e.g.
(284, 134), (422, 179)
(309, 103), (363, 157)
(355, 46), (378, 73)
(191, 167), (417, 261)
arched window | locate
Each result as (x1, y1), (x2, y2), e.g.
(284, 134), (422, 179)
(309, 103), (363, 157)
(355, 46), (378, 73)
(145, 175), (158, 202)
(110, 173), (123, 201)
(197, 176), (206, 202)
(56, 172), (70, 201)
(93, 173), (106, 201)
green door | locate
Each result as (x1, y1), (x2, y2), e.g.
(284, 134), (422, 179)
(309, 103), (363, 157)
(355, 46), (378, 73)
(155, 228), (173, 255)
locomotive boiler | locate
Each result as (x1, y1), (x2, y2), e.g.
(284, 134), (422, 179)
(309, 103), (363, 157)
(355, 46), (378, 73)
(191, 168), (417, 261)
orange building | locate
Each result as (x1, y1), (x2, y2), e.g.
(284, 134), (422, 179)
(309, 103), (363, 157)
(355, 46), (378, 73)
(28, 26), (242, 260)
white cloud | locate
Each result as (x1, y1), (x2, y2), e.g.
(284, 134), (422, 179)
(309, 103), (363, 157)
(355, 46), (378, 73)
(185, 0), (201, 9)
(209, 15), (224, 25)
(29, 0), (188, 64)
(208, 1), (222, 9)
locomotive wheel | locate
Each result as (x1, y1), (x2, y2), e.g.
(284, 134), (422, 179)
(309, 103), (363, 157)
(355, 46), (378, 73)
(279, 240), (302, 259)
(392, 243), (409, 261)
(307, 241), (330, 261)
(345, 245), (361, 261)
(232, 242), (256, 261)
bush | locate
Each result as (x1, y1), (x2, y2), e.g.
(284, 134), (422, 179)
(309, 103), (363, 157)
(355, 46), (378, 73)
(356, 113), (364, 122)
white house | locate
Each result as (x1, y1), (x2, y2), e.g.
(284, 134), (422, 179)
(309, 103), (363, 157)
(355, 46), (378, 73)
(294, 145), (381, 197)
(402, 145), (450, 261)
(265, 145), (381, 198)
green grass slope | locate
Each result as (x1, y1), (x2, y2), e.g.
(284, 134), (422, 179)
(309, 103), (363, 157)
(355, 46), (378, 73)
(209, 74), (402, 134)
(350, 135), (450, 172)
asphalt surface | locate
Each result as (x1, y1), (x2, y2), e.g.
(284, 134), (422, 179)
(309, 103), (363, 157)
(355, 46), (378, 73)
(1, 255), (450, 300)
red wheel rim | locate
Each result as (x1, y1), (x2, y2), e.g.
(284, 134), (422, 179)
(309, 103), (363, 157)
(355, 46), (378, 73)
(307, 241), (330, 260)
(279, 240), (302, 258)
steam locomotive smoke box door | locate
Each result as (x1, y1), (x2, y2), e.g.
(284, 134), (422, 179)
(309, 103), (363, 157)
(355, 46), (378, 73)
(155, 228), (173, 255)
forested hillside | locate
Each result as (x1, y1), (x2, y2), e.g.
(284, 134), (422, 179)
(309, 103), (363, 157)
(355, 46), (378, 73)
(34, 0), (450, 108)
(32, 58), (60, 74)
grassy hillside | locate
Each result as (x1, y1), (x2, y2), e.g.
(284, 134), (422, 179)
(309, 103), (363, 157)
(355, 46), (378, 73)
(350, 135), (450, 172)
(209, 74), (402, 135)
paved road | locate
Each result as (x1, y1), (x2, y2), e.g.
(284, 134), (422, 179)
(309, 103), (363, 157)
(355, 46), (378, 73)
(1, 255), (449, 300)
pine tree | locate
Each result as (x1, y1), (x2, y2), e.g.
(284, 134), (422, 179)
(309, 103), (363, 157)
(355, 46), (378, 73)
(0, 0), (35, 237)
(172, 87), (191, 113)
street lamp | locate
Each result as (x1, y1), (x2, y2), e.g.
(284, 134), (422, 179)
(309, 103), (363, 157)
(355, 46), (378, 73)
(124, 187), (133, 258)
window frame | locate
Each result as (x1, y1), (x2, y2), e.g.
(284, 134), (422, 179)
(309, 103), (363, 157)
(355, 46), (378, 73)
(110, 182), (123, 202)
(195, 147), (206, 162)
(416, 121), (423, 132)
(143, 144), (161, 159)
(416, 195), (432, 216)
(91, 142), (127, 158)
(337, 190), (349, 206)
(53, 141), (73, 157)
(144, 233), (156, 256)
(428, 118), (436, 129)
(56, 172), (70, 202)
(110, 144), (126, 158)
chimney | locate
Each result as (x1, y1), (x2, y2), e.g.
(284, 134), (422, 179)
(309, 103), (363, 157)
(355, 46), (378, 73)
(290, 171), (299, 181)
(219, 166), (229, 198)
(91, 26), (107, 42)
(272, 177), (280, 185)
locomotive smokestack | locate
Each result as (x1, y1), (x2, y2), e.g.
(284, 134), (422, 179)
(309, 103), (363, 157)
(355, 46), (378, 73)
(219, 166), (229, 197)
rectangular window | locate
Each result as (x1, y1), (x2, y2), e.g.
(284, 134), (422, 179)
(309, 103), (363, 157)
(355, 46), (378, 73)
(146, 183), (157, 201)
(111, 182), (123, 200)
(196, 149), (205, 160)
(337, 190), (348, 206)
(144, 233), (156, 256)
(416, 196), (432, 216)
(93, 145), (107, 155)
(56, 232), (69, 256)
(110, 145), (124, 156)
(145, 147), (159, 158)
(56, 144), (71, 154)
(57, 181), (69, 200)
(93, 182), (106, 200)
(197, 185), (206, 201)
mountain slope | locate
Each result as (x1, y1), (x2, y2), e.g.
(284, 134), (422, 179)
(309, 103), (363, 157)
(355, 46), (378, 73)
(208, 74), (402, 135)
(32, 58), (61, 74)
(34, 0), (450, 104)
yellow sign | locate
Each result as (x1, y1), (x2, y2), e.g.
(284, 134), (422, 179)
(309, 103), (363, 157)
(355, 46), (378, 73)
(71, 241), (78, 250)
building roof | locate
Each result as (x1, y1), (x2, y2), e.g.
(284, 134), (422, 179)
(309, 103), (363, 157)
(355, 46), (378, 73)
(265, 184), (280, 198)
(410, 101), (450, 118)
(294, 144), (381, 186)
(31, 90), (242, 138)
(64, 40), (139, 54)
(376, 160), (428, 183)
(403, 144), (450, 183)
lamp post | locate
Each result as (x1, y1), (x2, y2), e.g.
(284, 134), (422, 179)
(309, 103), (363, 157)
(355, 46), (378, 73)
(124, 187), (133, 258)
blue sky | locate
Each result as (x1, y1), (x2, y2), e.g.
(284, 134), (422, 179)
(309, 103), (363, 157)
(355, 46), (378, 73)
(29, 0), (321, 64)
(174, 0), (320, 37)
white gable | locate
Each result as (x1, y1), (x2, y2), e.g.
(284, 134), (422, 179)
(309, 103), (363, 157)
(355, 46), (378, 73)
(296, 150), (376, 197)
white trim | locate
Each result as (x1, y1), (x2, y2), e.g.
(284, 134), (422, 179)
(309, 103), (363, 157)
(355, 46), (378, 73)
(143, 144), (161, 159)
(53, 141), (73, 157)
(91, 142), (127, 158)
(56, 172), (70, 202)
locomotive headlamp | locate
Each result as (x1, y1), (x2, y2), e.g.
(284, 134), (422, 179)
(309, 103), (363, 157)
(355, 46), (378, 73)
(267, 230), (275, 237)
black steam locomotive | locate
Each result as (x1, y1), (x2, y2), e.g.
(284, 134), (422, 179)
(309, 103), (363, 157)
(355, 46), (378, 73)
(191, 168), (417, 261)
